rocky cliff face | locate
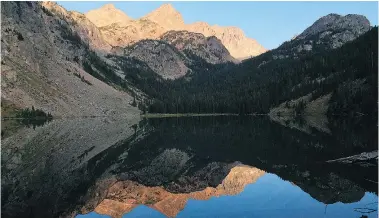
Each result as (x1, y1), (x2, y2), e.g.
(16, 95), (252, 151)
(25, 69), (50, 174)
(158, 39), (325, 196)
(123, 40), (190, 79)
(298, 14), (370, 42)
(187, 23), (267, 59)
(297, 13), (371, 50)
(99, 19), (165, 47)
(160, 30), (237, 64)
(115, 30), (236, 80)
(84, 3), (266, 59)
(1, 1), (138, 117)
(42, 1), (112, 53)
(85, 3), (131, 27)
(273, 13), (371, 58)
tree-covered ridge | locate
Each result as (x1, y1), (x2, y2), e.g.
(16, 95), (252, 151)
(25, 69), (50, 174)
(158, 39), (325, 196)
(71, 9), (376, 118)
(138, 27), (377, 116)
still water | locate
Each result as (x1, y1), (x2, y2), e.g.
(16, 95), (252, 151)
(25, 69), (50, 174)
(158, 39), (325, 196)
(1, 116), (378, 218)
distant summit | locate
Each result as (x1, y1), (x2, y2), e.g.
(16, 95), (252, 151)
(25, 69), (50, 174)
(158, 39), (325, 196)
(86, 3), (131, 27)
(298, 13), (370, 41)
(143, 3), (185, 30)
(84, 3), (267, 59)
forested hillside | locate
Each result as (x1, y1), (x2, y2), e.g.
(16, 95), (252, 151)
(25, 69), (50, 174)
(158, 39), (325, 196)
(124, 27), (377, 117)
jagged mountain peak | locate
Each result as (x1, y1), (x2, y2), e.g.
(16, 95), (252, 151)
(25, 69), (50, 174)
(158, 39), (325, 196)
(85, 3), (131, 27)
(143, 3), (184, 30)
(83, 3), (266, 59)
(151, 3), (180, 15)
(157, 3), (177, 12)
(100, 3), (116, 10)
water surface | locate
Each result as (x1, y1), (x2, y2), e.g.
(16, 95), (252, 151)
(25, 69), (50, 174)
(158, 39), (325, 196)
(1, 116), (377, 218)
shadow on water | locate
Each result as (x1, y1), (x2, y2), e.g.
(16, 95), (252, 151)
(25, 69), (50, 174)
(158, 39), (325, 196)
(17, 117), (52, 129)
(1, 116), (377, 218)
(1, 117), (52, 139)
(116, 116), (377, 196)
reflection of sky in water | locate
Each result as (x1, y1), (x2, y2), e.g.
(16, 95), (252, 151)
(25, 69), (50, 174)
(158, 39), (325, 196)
(76, 173), (378, 218)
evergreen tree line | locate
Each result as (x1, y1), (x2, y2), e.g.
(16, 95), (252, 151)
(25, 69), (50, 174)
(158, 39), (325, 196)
(16, 106), (53, 120)
(115, 28), (377, 117)
(75, 26), (377, 118)
(14, 107), (53, 129)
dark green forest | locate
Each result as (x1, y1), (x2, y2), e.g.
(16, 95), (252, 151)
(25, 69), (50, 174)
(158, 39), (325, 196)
(81, 27), (377, 118)
(114, 28), (378, 117)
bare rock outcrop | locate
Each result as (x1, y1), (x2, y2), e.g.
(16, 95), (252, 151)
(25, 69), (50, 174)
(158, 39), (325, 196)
(276, 13), (371, 56)
(298, 13), (371, 49)
(99, 19), (165, 47)
(298, 14), (370, 41)
(117, 30), (237, 80)
(42, 1), (112, 53)
(160, 30), (237, 64)
(123, 40), (190, 79)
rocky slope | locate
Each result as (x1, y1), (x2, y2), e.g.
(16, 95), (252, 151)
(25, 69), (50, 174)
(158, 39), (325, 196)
(272, 13), (371, 59)
(99, 19), (165, 47)
(42, 1), (112, 53)
(160, 30), (237, 64)
(111, 30), (236, 80)
(85, 3), (266, 59)
(1, 1), (139, 117)
(298, 13), (370, 43)
(123, 39), (190, 79)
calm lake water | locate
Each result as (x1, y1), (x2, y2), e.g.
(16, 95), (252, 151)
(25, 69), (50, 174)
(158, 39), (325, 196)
(1, 116), (378, 218)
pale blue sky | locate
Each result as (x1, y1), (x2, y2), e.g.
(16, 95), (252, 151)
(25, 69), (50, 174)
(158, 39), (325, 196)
(57, 1), (378, 49)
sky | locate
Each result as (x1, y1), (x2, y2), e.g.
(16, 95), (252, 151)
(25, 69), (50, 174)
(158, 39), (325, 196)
(57, 1), (378, 49)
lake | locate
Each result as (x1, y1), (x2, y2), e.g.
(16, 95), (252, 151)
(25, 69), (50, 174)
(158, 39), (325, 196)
(1, 115), (377, 218)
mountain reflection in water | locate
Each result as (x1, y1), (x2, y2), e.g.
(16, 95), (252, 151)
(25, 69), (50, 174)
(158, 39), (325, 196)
(1, 116), (377, 218)
(78, 166), (378, 218)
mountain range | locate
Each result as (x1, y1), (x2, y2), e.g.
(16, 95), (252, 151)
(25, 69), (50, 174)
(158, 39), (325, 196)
(1, 2), (377, 218)
(1, 1), (377, 123)
(85, 3), (267, 59)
